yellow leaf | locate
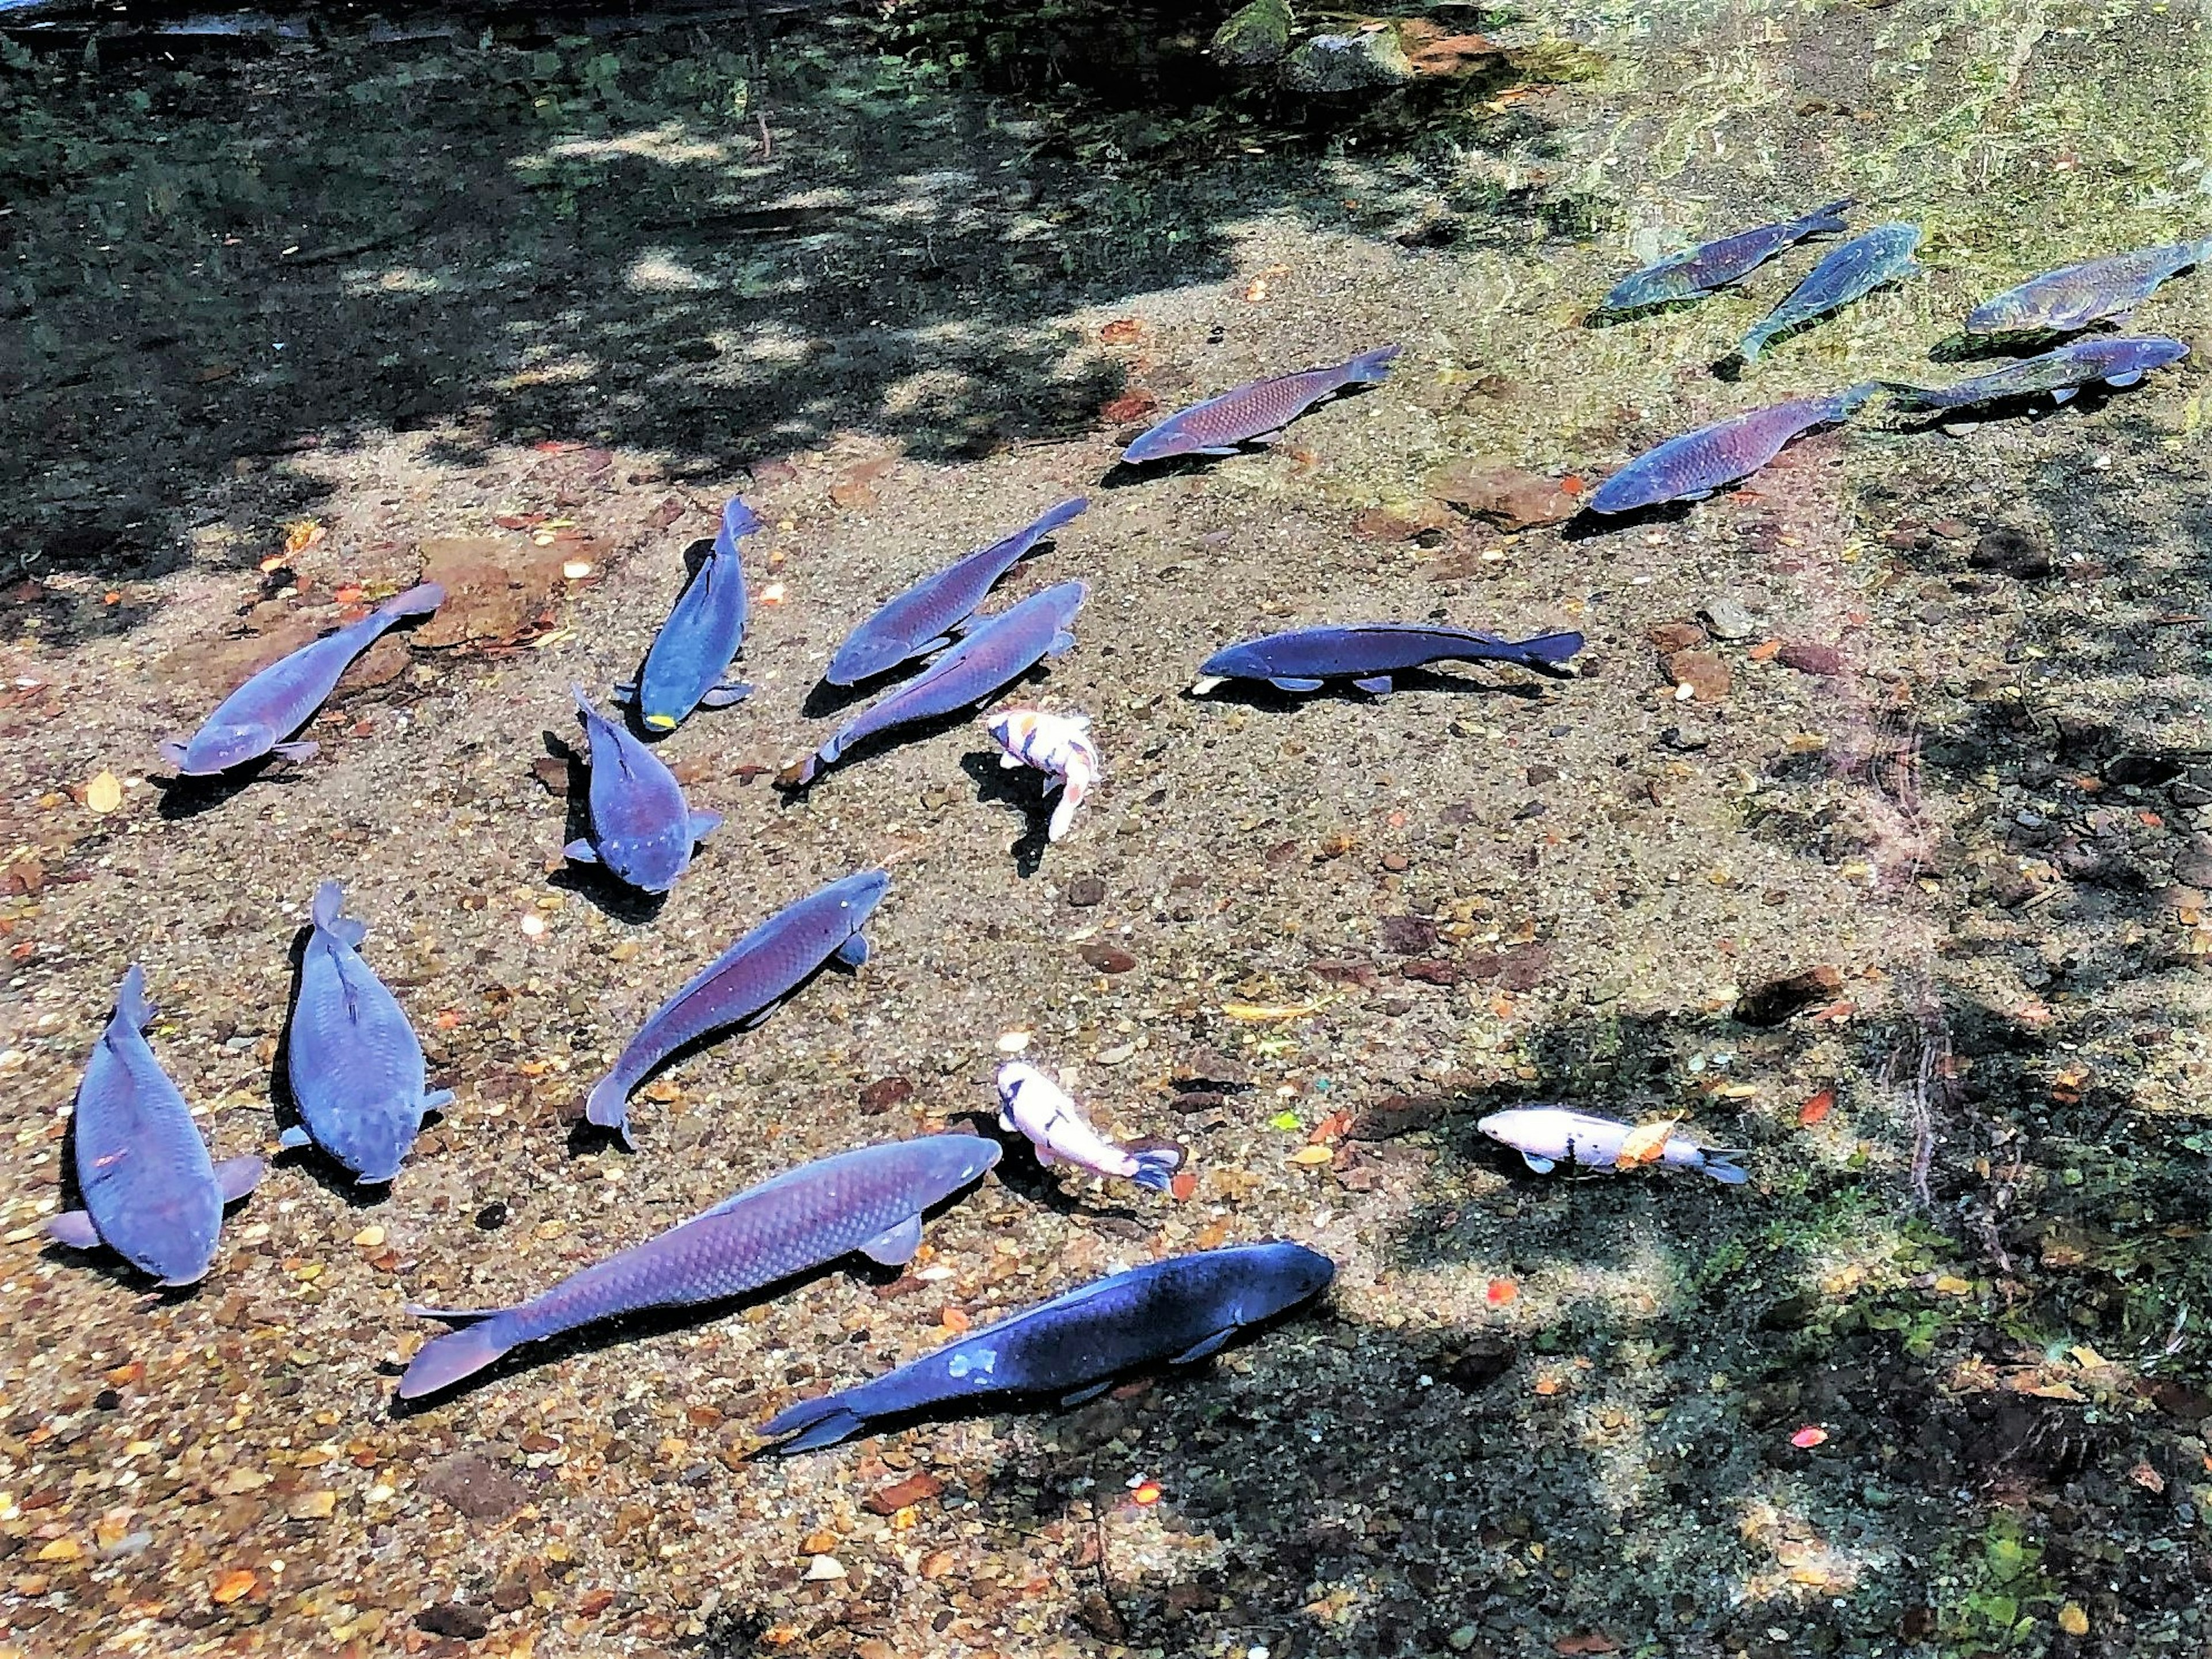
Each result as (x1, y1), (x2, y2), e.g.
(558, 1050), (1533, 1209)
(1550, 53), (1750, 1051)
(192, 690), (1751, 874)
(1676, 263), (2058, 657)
(1931, 1275), (1973, 1296)
(1615, 1119), (1677, 1168)
(281, 518), (325, 556)
(210, 1568), (256, 1604)
(36, 1536), (82, 1562)
(85, 771), (123, 815)
(2069, 1343), (2109, 1369)
(1221, 999), (1327, 1022)
(2022, 1380), (2086, 1402)
(1289, 1145), (1333, 1166)
(2059, 1603), (2089, 1637)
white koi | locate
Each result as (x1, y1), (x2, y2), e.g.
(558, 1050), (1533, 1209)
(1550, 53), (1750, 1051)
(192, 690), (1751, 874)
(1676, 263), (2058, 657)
(1476, 1106), (1747, 1185)
(995, 1062), (1185, 1194)
(984, 707), (1101, 842)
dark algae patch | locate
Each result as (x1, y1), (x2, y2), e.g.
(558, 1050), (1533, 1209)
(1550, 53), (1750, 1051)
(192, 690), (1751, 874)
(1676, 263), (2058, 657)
(3, 1), (2212, 1657)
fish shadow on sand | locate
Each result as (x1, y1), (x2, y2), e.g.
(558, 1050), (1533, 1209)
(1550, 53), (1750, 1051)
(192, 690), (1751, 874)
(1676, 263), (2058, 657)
(1184, 668), (1560, 714)
(801, 675), (887, 721)
(1880, 385), (2128, 435)
(776, 669), (1054, 802)
(151, 758), (297, 821)
(1926, 329), (2074, 365)
(957, 750), (1054, 877)
(1558, 499), (1698, 540)
(383, 1187), (984, 1414)
(1580, 298), (1705, 330)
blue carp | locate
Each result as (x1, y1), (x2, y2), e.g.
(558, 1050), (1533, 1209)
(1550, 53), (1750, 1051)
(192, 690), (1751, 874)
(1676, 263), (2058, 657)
(1881, 335), (2189, 411)
(1602, 198), (1852, 311)
(1967, 239), (2212, 335)
(1122, 347), (1399, 461)
(1586, 387), (1874, 514)
(1738, 222), (1922, 363)
(565, 685), (721, 893)
(1192, 623), (1583, 696)
(617, 496), (757, 732)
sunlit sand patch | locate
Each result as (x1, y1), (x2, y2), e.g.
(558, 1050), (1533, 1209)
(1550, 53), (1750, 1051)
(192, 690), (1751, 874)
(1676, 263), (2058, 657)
(543, 124), (730, 168)
(626, 251), (718, 294)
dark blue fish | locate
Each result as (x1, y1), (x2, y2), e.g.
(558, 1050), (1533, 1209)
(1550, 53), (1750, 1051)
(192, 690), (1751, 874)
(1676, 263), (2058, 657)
(399, 1136), (1001, 1399)
(616, 497), (757, 732)
(281, 881), (450, 1184)
(1586, 386), (1874, 514)
(1880, 335), (2190, 411)
(160, 582), (444, 775)
(47, 965), (263, 1285)
(586, 870), (889, 1146)
(825, 498), (1088, 686)
(1967, 239), (2212, 335)
(1601, 198), (1853, 310)
(759, 1241), (1335, 1452)
(784, 582), (1086, 787)
(1122, 347), (1399, 462)
(1739, 222), (1922, 362)
(1195, 624), (1584, 696)
(565, 685), (721, 893)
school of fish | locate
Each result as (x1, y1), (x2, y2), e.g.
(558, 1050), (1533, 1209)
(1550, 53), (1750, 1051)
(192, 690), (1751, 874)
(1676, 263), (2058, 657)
(53, 198), (2205, 1484)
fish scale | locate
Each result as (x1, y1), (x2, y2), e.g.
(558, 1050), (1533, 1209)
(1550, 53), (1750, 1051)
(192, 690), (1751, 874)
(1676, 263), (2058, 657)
(760, 1241), (1336, 1452)
(584, 870), (889, 1145)
(397, 1137), (1002, 1399)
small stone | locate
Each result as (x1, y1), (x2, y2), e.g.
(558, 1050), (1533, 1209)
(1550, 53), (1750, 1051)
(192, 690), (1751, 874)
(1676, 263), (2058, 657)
(1282, 27), (1417, 93)
(1776, 641), (1845, 676)
(1468, 944), (1553, 991)
(474, 1201), (509, 1230)
(530, 756), (570, 796)
(1734, 965), (1844, 1027)
(1930, 517), (1971, 539)
(1425, 459), (1582, 529)
(858, 1077), (914, 1113)
(804, 1554), (847, 1582)
(2174, 840), (2212, 887)
(1376, 915), (1438, 955)
(420, 1450), (527, 1521)
(1400, 959), (1465, 986)
(1664, 650), (1730, 702)
(1647, 621), (1707, 653)
(417, 1604), (491, 1641)
(1969, 527), (2052, 579)
(1700, 597), (1759, 640)
(1173, 1047), (1249, 1089)
(1380, 852), (1408, 872)
(1661, 722), (1710, 752)
(1079, 942), (1137, 974)
(1065, 875), (1107, 907)
(864, 1472), (945, 1514)
(1211, 0), (1292, 71)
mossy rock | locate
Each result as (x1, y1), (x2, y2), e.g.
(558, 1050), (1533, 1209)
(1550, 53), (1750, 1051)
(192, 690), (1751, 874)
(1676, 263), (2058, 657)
(1211, 0), (1293, 71)
(1281, 27), (1416, 94)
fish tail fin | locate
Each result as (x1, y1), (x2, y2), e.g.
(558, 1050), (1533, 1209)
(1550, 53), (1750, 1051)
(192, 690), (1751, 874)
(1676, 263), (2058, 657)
(375, 582), (446, 622)
(1028, 497), (1090, 543)
(1120, 1137), (1189, 1194)
(1702, 1150), (1751, 1185)
(1346, 344), (1403, 382)
(310, 880), (367, 947)
(584, 1078), (636, 1147)
(759, 1394), (867, 1453)
(1832, 381), (1883, 418)
(571, 681), (597, 720)
(718, 497), (764, 548)
(1514, 630), (1587, 668)
(1796, 197), (1853, 234)
(1047, 788), (1085, 842)
(396, 1316), (517, 1399)
(115, 963), (154, 1029)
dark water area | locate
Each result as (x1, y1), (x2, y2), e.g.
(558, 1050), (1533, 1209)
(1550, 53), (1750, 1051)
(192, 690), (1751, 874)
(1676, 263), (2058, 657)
(1, 2), (2210, 1657)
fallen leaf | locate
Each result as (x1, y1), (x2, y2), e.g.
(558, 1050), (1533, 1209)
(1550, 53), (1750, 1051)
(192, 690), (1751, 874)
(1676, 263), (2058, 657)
(1932, 1274), (1974, 1296)
(1552, 1633), (1620, 1655)
(1289, 1145), (1334, 1166)
(1747, 639), (1782, 662)
(2059, 1603), (2089, 1637)
(2022, 1380), (2086, 1402)
(210, 1569), (256, 1604)
(938, 1307), (971, 1335)
(1099, 318), (1144, 344)
(1615, 1118), (1677, 1168)
(282, 518), (326, 557)
(1532, 1374), (1562, 1396)
(1220, 999), (1327, 1022)
(1797, 1088), (1835, 1126)
(1101, 390), (1160, 424)
(1130, 1480), (1162, 1506)
(2051, 1066), (2088, 1105)
(1308, 1111), (1353, 1145)
(1790, 1425), (1828, 1449)
(85, 771), (123, 815)
(2130, 1460), (2166, 1494)
(2069, 1343), (2109, 1369)
(1193, 1218), (1228, 1249)
(1486, 1278), (1518, 1306)
(1169, 1171), (1198, 1202)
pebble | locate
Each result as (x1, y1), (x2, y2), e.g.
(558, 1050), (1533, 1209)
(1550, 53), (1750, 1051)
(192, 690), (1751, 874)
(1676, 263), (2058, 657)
(805, 1554), (847, 1581)
(418, 1603), (492, 1640)
(858, 1076), (914, 1112)
(1700, 597), (1759, 639)
(1776, 642), (1844, 676)
(1664, 650), (1730, 702)
(1079, 942), (1136, 974)
(1065, 875), (1107, 907)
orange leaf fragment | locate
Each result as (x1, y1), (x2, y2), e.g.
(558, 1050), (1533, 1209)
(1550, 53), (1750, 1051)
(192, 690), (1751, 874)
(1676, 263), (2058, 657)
(1193, 1218), (1229, 1249)
(1486, 1278), (1518, 1306)
(1553, 1632), (1619, 1654)
(1131, 1481), (1162, 1506)
(1790, 1425), (1828, 1449)
(1099, 318), (1144, 345)
(1615, 1118), (1677, 1168)
(1797, 1088), (1835, 1126)
(1532, 1373), (1561, 1396)
(210, 1569), (256, 1605)
(2130, 1460), (2166, 1494)
(938, 1307), (971, 1335)
(1101, 391), (1160, 424)
(1169, 1171), (1198, 1202)
(1747, 639), (1782, 661)
(1308, 1111), (1353, 1146)
(433, 1010), (461, 1029)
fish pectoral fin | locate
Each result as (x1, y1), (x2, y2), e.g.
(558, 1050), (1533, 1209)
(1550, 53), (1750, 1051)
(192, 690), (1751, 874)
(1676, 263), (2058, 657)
(610, 680), (637, 704)
(834, 932), (870, 968)
(1059, 1380), (1114, 1408)
(45, 1210), (101, 1249)
(1351, 675), (1395, 696)
(421, 1089), (456, 1115)
(214, 1154), (266, 1203)
(2050, 387), (2078, 404)
(2103, 371), (2143, 388)
(699, 680), (753, 709)
(688, 810), (724, 843)
(272, 740), (320, 763)
(912, 634), (955, 657)
(1168, 1327), (1236, 1366)
(1268, 676), (1324, 692)
(858, 1213), (923, 1266)
(1047, 630), (1077, 656)
(738, 1005), (778, 1031)
(278, 1126), (313, 1150)
(158, 740), (190, 767)
(1520, 1152), (1557, 1175)
(563, 838), (599, 864)
(1677, 490), (1713, 502)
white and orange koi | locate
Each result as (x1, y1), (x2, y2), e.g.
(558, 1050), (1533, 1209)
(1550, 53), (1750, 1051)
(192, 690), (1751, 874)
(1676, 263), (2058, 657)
(995, 1062), (1185, 1194)
(984, 707), (1101, 842)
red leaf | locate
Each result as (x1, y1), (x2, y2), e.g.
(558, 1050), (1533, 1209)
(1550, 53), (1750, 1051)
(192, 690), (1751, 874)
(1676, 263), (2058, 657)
(1797, 1088), (1835, 1126)
(1790, 1425), (1828, 1449)
(1554, 1635), (1620, 1656)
